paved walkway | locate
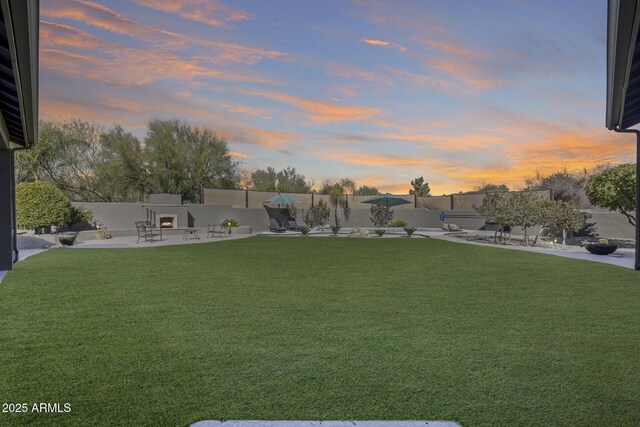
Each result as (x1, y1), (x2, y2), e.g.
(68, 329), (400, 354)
(192, 421), (461, 427)
(433, 234), (636, 269)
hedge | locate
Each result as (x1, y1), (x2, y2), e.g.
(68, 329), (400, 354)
(16, 181), (71, 230)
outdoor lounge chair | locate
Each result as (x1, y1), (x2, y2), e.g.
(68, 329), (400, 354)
(269, 218), (287, 233)
(286, 217), (301, 231)
(135, 220), (163, 243)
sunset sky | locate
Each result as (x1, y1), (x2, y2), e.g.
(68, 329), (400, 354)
(40, 0), (633, 194)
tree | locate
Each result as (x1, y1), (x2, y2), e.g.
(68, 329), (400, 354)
(355, 185), (380, 196)
(478, 192), (513, 243)
(328, 178), (356, 226)
(144, 119), (240, 202)
(479, 191), (548, 246)
(409, 176), (430, 196)
(316, 180), (334, 195)
(250, 167), (278, 191)
(251, 166), (311, 193)
(508, 192), (549, 246)
(94, 125), (147, 202)
(525, 169), (588, 207)
(369, 205), (394, 228)
(16, 181), (71, 231)
(585, 163), (635, 226)
(473, 182), (509, 193)
(15, 120), (109, 201)
(546, 200), (586, 247)
(302, 199), (330, 229)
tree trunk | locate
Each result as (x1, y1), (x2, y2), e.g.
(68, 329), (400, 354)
(562, 229), (567, 247)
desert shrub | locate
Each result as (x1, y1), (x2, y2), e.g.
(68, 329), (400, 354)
(16, 181), (71, 231)
(370, 205), (394, 228)
(298, 226), (310, 236)
(389, 218), (409, 227)
(68, 205), (93, 225)
(404, 226), (417, 237)
(330, 225), (342, 235)
(374, 229), (386, 237)
(222, 218), (239, 227)
(303, 199), (330, 229)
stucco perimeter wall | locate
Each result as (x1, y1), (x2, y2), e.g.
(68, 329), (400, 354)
(75, 202), (272, 232)
(185, 205), (270, 230)
(76, 203), (149, 230)
(202, 188), (247, 208)
(74, 202), (637, 240)
(584, 210), (635, 239)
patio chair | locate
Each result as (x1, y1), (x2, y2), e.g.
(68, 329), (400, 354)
(269, 218), (287, 233)
(206, 223), (225, 239)
(286, 217), (301, 231)
(135, 220), (163, 243)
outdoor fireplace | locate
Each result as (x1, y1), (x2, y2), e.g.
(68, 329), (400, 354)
(157, 214), (177, 229)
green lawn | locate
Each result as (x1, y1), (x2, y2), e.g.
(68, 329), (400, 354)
(0, 237), (639, 426)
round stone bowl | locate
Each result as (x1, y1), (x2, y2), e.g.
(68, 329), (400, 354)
(58, 232), (78, 246)
(585, 243), (618, 255)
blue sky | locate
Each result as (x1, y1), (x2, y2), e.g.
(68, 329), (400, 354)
(39, 0), (631, 194)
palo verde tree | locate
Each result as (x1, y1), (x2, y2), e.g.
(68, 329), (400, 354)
(526, 168), (589, 207)
(355, 185), (380, 196)
(143, 119), (241, 203)
(585, 163), (636, 226)
(250, 166), (310, 193)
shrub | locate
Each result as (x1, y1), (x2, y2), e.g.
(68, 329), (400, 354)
(222, 218), (239, 227)
(404, 226), (417, 237)
(374, 229), (386, 237)
(16, 181), (71, 231)
(369, 205), (394, 228)
(68, 205), (93, 225)
(299, 226), (310, 236)
(303, 199), (330, 229)
(389, 218), (408, 227)
(330, 225), (342, 236)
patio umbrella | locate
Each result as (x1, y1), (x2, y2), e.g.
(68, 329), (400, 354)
(264, 192), (302, 207)
(361, 193), (412, 208)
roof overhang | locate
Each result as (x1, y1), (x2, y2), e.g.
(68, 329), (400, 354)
(0, 0), (38, 150)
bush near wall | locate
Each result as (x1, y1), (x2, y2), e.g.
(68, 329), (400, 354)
(16, 181), (71, 230)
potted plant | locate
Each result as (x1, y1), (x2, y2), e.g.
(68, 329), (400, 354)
(58, 232), (77, 246)
(583, 238), (618, 255)
(222, 219), (239, 235)
(94, 222), (111, 239)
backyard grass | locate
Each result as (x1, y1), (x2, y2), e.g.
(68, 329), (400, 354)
(0, 237), (639, 426)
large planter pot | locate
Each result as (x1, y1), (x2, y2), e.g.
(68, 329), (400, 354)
(585, 243), (618, 255)
(58, 232), (78, 246)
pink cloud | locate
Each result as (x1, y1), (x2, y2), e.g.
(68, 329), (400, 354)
(134, 0), (249, 27)
(247, 90), (388, 125)
(362, 38), (407, 52)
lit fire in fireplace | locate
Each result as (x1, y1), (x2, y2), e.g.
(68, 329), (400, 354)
(158, 215), (176, 229)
